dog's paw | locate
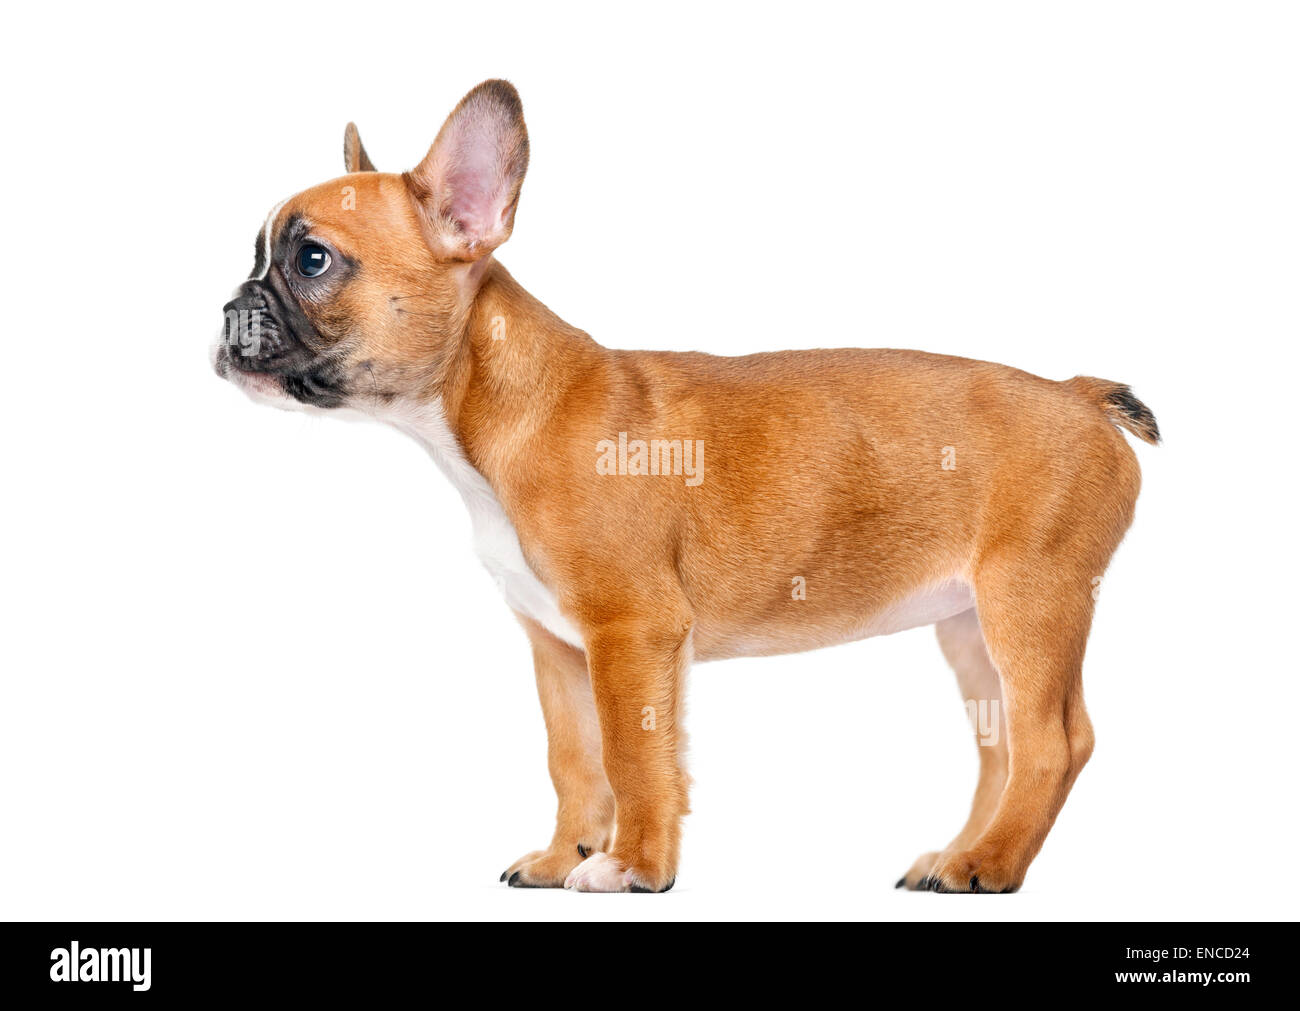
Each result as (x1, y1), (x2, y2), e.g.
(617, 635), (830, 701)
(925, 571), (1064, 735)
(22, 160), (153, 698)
(922, 849), (1021, 894)
(500, 845), (588, 888)
(564, 852), (627, 892)
(562, 852), (676, 893)
(896, 850), (941, 891)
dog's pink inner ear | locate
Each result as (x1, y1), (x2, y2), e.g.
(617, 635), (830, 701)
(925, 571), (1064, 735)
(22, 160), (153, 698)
(444, 136), (513, 242)
(411, 80), (529, 259)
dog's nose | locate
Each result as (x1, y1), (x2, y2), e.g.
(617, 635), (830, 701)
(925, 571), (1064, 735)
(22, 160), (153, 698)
(222, 281), (266, 316)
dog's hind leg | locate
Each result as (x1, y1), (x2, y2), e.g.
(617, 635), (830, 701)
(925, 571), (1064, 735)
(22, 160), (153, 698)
(897, 607), (1009, 890)
(923, 554), (1099, 893)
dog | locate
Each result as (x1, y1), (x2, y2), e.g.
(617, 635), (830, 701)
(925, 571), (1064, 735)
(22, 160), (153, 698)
(213, 80), (1158, 893)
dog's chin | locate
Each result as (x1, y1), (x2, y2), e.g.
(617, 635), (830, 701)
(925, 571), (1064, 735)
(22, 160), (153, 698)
(233, 369), (302, 411)
(212, 342), (303, 413)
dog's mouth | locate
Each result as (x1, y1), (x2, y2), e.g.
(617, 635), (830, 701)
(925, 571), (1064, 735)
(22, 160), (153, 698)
(217, 340), (350, 410)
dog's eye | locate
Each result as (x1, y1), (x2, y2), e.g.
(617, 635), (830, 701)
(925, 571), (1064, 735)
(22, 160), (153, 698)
(296, 243), (332, 278)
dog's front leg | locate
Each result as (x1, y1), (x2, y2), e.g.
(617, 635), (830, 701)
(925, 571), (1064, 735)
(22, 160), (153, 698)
(565, 611), (692, 893)
(501, 616), (615, 887)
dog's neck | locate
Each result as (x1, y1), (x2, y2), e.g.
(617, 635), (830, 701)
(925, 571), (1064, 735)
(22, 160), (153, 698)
(393, 260), (602, 488)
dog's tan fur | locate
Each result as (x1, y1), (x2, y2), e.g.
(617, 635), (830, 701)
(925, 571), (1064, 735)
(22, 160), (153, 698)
(219, 80), (1156, 893)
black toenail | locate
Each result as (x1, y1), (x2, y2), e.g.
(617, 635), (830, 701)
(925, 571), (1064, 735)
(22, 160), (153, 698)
(970, 875), (980, 892)
(508, 871), (521, 887)
(629, 883), (650, 893)
(577, 844), (589, 858)
(500, 869), (509, 882)
(895, 876), (907, 889)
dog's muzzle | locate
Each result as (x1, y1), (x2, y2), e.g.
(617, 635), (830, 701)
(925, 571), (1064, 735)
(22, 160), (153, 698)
(218, 281), (347, 408)
(222, 282), (286, 371)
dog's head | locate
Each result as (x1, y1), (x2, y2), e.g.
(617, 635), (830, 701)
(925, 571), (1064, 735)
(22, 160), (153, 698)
(213, 80), (529, 411)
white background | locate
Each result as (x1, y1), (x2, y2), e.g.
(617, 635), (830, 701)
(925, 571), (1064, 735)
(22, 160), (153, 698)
(1, 2), (1296, 922)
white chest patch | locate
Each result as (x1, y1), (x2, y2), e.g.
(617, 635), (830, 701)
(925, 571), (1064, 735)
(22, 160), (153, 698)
(381, 400), (586, 650)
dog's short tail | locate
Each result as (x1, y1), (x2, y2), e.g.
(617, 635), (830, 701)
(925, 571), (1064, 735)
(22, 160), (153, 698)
(1065, 376), (1161, 445)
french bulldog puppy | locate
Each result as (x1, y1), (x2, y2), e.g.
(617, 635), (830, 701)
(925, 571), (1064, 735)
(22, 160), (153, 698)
(214, 80), (1158, 893)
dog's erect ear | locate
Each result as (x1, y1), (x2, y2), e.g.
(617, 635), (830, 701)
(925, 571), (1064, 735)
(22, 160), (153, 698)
(343, 122), (376, 173)
(407, 80), (529, 261)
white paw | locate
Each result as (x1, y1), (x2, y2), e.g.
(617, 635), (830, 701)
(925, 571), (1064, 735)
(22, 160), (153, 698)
(563, 852), (630, 892)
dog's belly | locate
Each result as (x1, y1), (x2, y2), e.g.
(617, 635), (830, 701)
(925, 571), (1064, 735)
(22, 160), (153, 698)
(693, 579), (976, 661)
